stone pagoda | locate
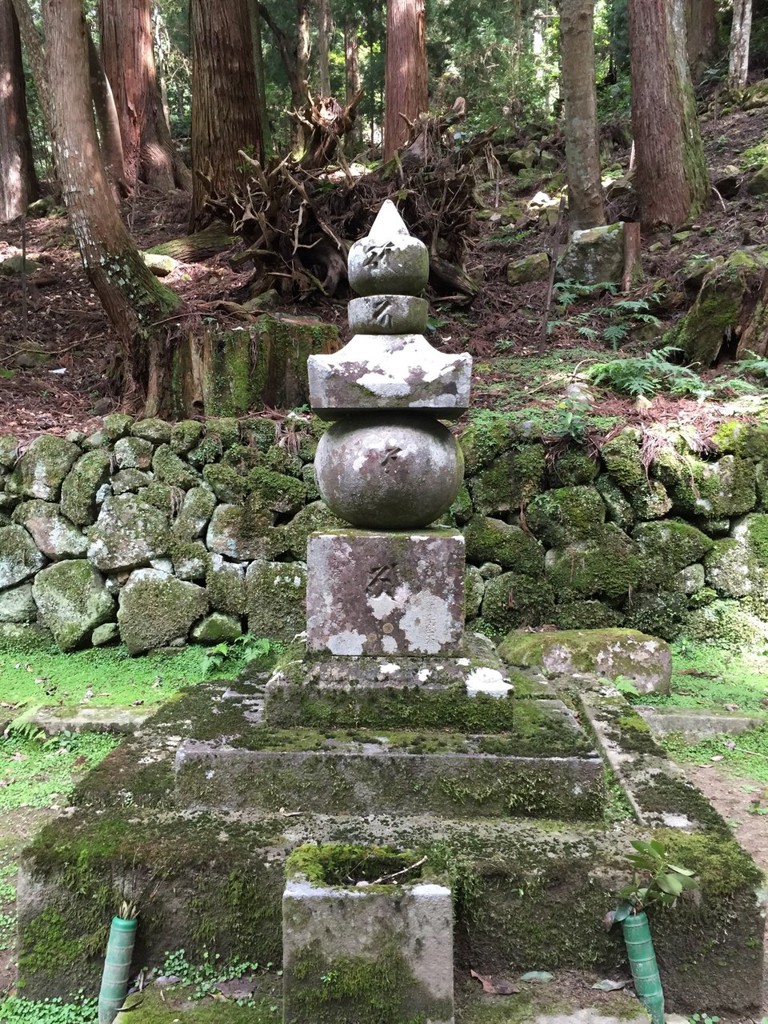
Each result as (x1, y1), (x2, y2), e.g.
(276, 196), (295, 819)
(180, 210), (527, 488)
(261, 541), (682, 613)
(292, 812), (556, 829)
(305, 200), (473, 657)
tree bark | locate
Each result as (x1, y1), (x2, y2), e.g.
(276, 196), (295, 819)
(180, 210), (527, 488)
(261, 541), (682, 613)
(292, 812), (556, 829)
(344, 15), (362, 150)
(0, 0), (38, 222)
(86, 24), (126, 194)
(316, 0), (333, 96)
(560, 0), (605, 230)
(728, 0), (752, 91)
(190, 0), (263, 230)
(685, 0), (718, 82)
(9, 0), (54, 141)
(98, 0), (189, 191)
(384, 0), (428, 160)
(248, 0), (272, 156)
(42, 0), (181, 414)
(628, 0), (710, 229)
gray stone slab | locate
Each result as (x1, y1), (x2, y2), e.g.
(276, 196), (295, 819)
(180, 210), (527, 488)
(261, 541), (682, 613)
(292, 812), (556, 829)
(283, 876), (453, 1024)
(348, 294), (429, 334)
(534, 1013), (649, 1024)
(174, 741), (605, 819)
(306, 529), (465, 656)
(637, 705), (765, 739)
(308, 334), (472, 419)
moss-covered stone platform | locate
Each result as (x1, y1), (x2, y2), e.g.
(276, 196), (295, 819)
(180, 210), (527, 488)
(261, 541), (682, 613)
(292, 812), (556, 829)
(14, 644), (766, 1016)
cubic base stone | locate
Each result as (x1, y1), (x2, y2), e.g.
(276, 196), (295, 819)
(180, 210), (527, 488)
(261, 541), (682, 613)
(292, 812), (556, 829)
(306, 529), (465, 656)
(282, 876), (454, 1024)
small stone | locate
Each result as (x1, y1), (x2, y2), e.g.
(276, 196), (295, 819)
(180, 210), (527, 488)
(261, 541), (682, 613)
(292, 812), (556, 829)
(117, 569), (207, 654)
(12, 501), (87, 560)
(114, 436), (154, 470)
(173, 541), (209, 582)
(206, 554), (247, 615)
(465, 668), (513, 698)
(142, 252), (177, 276)
(0, 583), (36, 623)
(0, 436), (19, 469)
(88, 494), (169, 572)
(6, 435), (80, 501)
(507, 252), (550, 286)
(0, 524), (46, 589)
(111, 469), (153, 494)
(152, 445), (200, 489)
(91, 621), (119, 646)
(191, 612), (242, 644)
(102, 413), (134, 441)
(520, 971), (554, 983)
(246, 561), (307, 640)
(131, 418), (172, 443)
(206, 502), (273, 561)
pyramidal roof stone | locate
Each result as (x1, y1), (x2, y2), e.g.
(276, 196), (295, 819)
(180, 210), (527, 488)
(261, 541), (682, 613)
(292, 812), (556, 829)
(347, 200), (429, 297)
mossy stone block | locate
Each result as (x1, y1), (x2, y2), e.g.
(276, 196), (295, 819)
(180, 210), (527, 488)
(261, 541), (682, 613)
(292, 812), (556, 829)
(507, 251), (550, 286)
(32, 560), (115, 651)
(111, 469), (152, 494)
(87, 495), (170, 572)
(205, 417), (240, 450)
(544, 523), (642, 599)
(659, 453), (756, 520)
(12, 500), (87, 560)
(633, 520), (713, 584)
(596, 475), (634, 530)
(253, 314), (341, 410)
(459, 412), (517, 474)
(118, 569), (207, 654)
(114, 436), (154, 470)
(131, 418), (172, 443)
(173, 486), (217, 541)
(101, 413), (133, 441)
(206, 502), (274, 561)
(624, 590), (689, 641)
(202, 463), (244, 503)
(247, 561), (307, 640)
(152, 444), (200, 489)
(526, 486), (606, 547)
(0, 583), (36, 623)
(275, 501), (344, 561)
(463, 516), (544, 573)
(600, 432), (644, 491)
(0, 435), (19, 469)
(191, 612), (243, 644)
(188, 435), (224, 469)
(552, 600), (624, 630)
(0, 524), (45, 589)
(498, 627), (671, 693)
(465, 565), (484, 619)
(6, 435), (80, 501)
(170, 419), (205, 455)
(481, 571), (555, 630)
(246, 468), (307, 515)
(549, 449), (599, 486)
(206, 554), (247, 616)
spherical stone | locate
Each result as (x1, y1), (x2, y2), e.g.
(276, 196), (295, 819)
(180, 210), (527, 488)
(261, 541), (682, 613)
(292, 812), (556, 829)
(348, 295), (429, 335)
(315, 414), (464, 529)
(348, 201), (429, 297)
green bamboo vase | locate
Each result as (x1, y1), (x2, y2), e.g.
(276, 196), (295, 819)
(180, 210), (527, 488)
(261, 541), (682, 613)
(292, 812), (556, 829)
(621, 911), (665, 1024)
(98, 915), (138, 1024)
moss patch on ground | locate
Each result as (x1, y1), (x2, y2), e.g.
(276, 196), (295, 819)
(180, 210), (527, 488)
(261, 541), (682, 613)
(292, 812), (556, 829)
(0, 636), (232, 713)
(0, 731), (116, 810)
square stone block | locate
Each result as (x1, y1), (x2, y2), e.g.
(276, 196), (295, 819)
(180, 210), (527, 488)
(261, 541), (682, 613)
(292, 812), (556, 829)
(306, 529), (465, 655)
(283, 875), (454, 1024)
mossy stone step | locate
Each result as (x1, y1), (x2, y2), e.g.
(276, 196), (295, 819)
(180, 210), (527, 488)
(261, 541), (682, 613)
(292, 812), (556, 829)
(173, 728), (606, 820)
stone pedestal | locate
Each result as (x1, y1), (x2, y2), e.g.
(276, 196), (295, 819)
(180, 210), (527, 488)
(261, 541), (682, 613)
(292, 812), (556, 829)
(283, 872), (454, 1024)
(306, 529), (465, 656)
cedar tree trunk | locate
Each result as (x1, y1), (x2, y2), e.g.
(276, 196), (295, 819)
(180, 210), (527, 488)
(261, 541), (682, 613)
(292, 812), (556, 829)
(190, 0), (263, 229)
(86, 24), (126, 194)
(686, 0), (718, 82)
(0, 0), (38, 222)
(344, 16), (362, 149)
(317, 0), (333, 96)
(560, 0), (605, 230)
(728, 0), (752, 91)
(9, 0), (54, 141)
(248, 0), (272, 156)
(42, 0), (181, 414)
(628, 0), (709, 229)
(98, 0), (189, 191)
(384, 0), (427, 160)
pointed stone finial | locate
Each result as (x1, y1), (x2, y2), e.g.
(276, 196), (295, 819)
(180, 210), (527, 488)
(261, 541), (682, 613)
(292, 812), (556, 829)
(348, 199), (429, 297)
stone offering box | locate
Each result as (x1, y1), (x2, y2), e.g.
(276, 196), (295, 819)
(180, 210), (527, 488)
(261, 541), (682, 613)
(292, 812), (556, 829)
(282, 843), (453, 1024)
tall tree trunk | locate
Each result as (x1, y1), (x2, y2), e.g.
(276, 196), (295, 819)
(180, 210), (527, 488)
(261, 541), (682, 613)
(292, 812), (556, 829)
(316, 0), (333, 95)
(560, 0), (605, 230)
(628, 0), (709, 229)
(248, 0), (272, 156)
(384, 0), (427, 160)
(42, 0), (181, 414)
(9, 0), (54, 141)
(686, 0), (718, 82)
(98, 0), (189, 191)
(254, 0), (310, 147)
(728, 0), (752, 91)
(190, 0), (263, 230)
(86, 24), (126, 194)
(0, 0), (38, 222)
(344, 15), (362, 150)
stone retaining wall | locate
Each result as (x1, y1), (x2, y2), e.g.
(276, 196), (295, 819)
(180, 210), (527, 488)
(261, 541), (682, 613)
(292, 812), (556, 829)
(1, 409), (767, 652)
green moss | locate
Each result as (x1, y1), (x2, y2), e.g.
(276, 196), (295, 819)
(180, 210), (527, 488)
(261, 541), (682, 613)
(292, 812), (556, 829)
(633, 775), (729, 832)
(545, 524), (642, 599)
(202, 330), (252, 416)
(463, 517), (545, 573)
(205, 418), (240, 450)
(287, 943), (441, 1024)
(245, 468), (306, 514)
(549, 448), (599, 486)
(122, 986), (274, 1022)
(189, 435), (224, 469)
(152, 444), (200, 489)
(459, 411), (516, 474)
(553, 600), (625, 630)
(285, 843), (421, 886)
(170, 419), (205, 455)
(600, 432), (644, 491)
(526, 486), (607, 547)
(481, 572), (555, 630)
(102, 413), (133, 441)
(632, 520), (714, 584)
(202, 463), (244, 503)
(624, 590), (689, 641)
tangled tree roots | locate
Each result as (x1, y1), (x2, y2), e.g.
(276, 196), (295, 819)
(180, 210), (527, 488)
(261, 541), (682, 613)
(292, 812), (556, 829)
(203, 96), (498, 306)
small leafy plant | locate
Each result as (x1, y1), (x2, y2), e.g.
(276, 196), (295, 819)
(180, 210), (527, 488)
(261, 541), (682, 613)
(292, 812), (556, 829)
(614, 839), (699, 916)
(586, 346), (705, 399)
(202, 635), (281, 677)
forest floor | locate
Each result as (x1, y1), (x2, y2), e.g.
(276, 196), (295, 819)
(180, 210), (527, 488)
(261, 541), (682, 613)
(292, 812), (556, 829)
(1, 103), (768, 443)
